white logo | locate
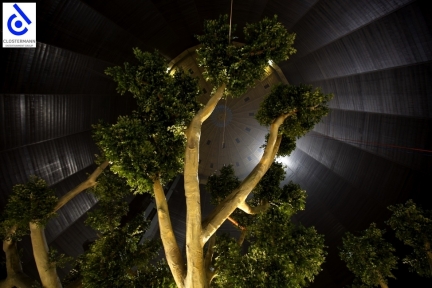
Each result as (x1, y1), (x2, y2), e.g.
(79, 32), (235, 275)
(3, 3), (36, 48)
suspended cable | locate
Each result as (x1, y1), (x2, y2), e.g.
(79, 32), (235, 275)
(222, 0), (234, 149)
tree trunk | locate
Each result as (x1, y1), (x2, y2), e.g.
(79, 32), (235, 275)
(153, 179), (186, 288)
(377, 272), (388, 288)
(2, 227), (34, 288)
(425, 240), (432, 275)
(378, 280), (388, 288)
(29, 222), (62, 288)
(183, 84), (226, 288)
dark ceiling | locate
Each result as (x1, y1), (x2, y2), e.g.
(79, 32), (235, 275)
(1, 0), (431, 287)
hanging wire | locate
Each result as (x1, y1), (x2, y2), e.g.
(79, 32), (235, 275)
(222, 0), (234, 149)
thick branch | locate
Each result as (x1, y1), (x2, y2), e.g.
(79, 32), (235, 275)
(237, 200), (270, 215)
(54, 161), (109, 212)
(29, 222), (62, 288)
(201, 114), (287, 243)
(183, 84), (226, 288)
(2, 228), (34, 288)
(153, 179), (186, 288)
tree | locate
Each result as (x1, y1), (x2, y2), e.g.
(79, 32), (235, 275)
(0, 161), (108, 288)
(386, 199), (432, 277)
(65, 170), (174, 288)
(1, 14), (333, 288)
(94, 14), (332, 288)
(206, 162), (326, 287)
(339, 223), (398, 288)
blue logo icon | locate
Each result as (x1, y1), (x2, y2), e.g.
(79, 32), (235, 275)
(7, 4), (32, 36)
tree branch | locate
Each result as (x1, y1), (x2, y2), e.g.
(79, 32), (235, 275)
(54, 161), (109, 212)
(226, 217), (247, 246)
(183, 84), (226, 287)
(2, 226), (34, 288)
(153, 179), (186, 288)
(29, 222), (62, 288)
(237, 200), (270, 215)
(201, 113), (288, 243)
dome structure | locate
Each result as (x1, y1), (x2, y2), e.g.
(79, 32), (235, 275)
(1, 1), (431, 287)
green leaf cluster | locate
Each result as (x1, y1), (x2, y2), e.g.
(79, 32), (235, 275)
(76, 171), (174, 287)
(196, 15), (296, 97)
(339, 223), (398, 287)
(386, 199), (432, 277)
(95, 49), (202, 192)
(256, 84), (333, 140)
(206, 162), (306, 228)
(207, 163), (325, 287)
(213, 207), (326, 288)
(1, 176), (57, 240)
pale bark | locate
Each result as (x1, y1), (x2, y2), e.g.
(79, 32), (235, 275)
(29, 222), (62, 288)
(54, 161), (109, 212)
(201, 114), (287, 243)
(425, 240), (432, 275)
(376, 271), (388, 288)
(153, 179), (186, 288)
(237, 200), (270, 215)
(378, 279), (388, 288)
(1, 226), (34, 288)
(183, 84), (226, 288)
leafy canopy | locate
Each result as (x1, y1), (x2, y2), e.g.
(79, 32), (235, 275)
(386, 199), (432, 277)
(1, 176), (57, 240)
(196, 15), (296, 97)
(94, 49), (202, 193)
(340, 223), (398, 287)
(206, 162), (326, 287)
(65, 171), (175, 288)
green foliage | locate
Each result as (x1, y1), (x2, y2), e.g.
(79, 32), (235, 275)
(262, 133), (297, 157)
(95, 49), (202, 192)
(1, 176), (57, 240)
(85, 171), (131, 232)
(386, 199), (432, 277)
(48, 247), (73, 269)
(81, 215), (172, 288)
(206, 161), (307, 227)
(206, 165), (241, 205)
(77, 171), (174, 288)
(213, 206), (326, 288)
(256, 84), (333, 139)
(340, 223), (398, 287)
(196, 15), (296, 97)
(207, 162), (324, 287)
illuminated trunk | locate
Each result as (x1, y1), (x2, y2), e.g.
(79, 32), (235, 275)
(153, 179), (186, 288)
(184, 84), (226, 288)
(378, 280), (388, 288)
(29, 222), (62, 288)
(1, 227), (34, 288)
